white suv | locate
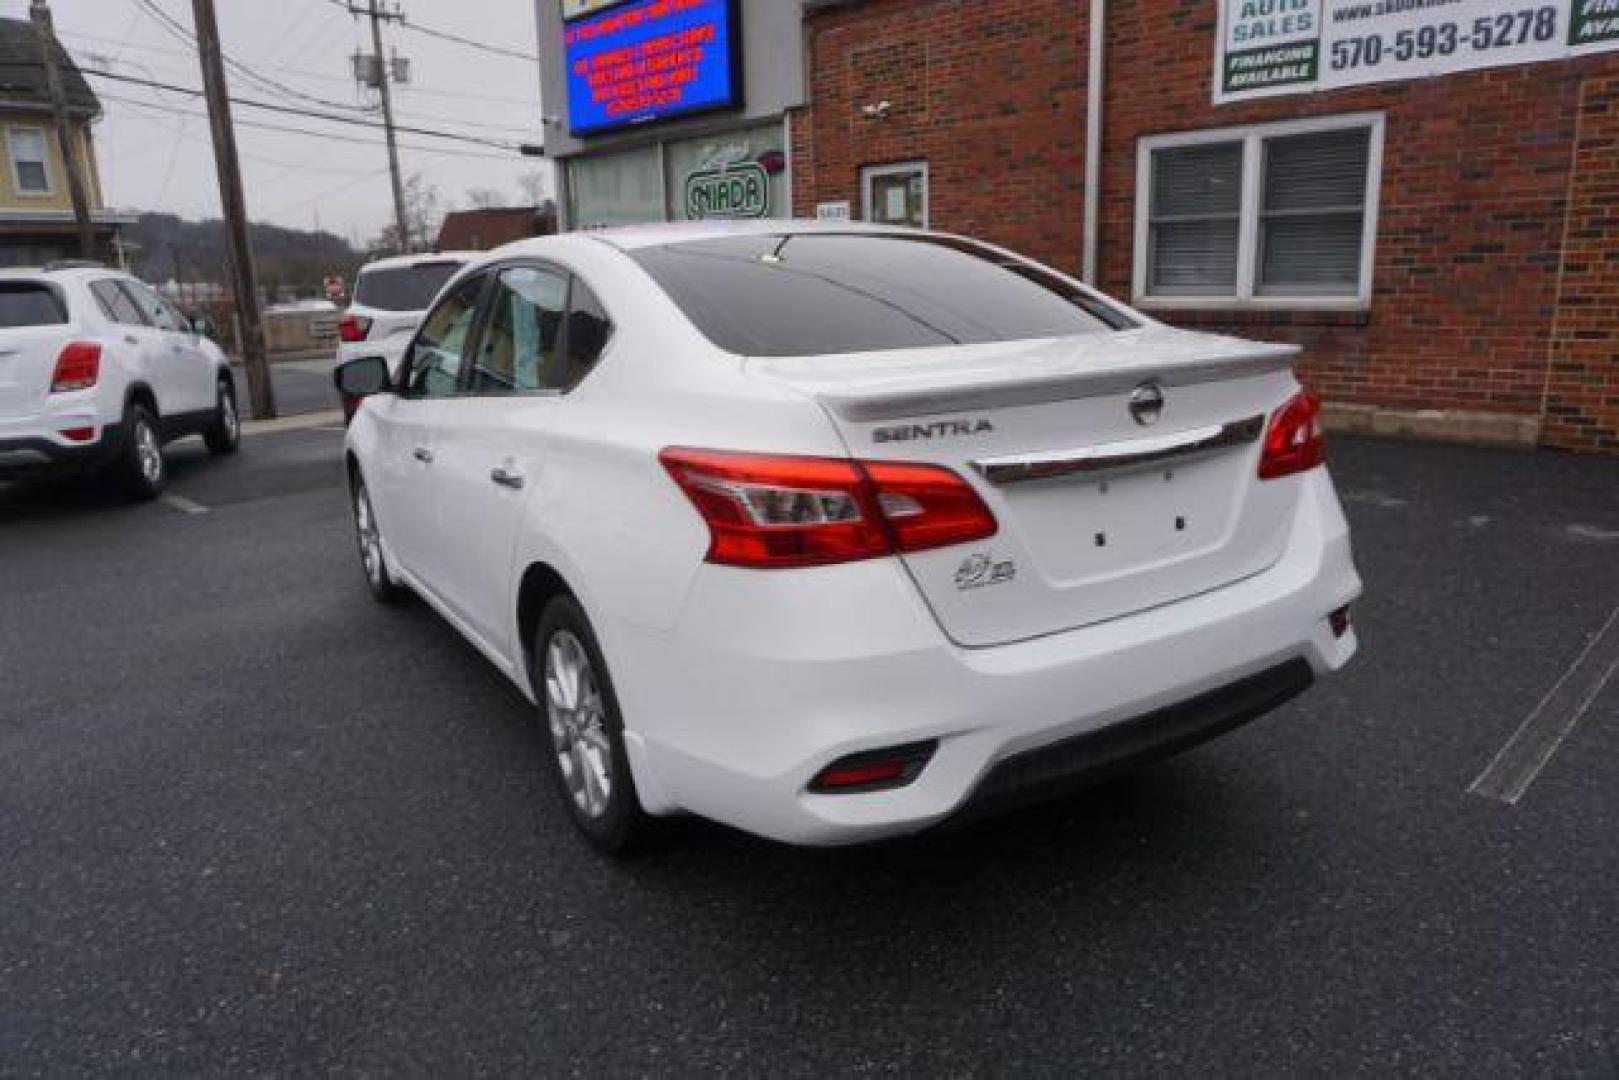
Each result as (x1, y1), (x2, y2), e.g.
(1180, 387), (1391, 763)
(336, 253), (474, 376)
(337, 223), (1362, 853)
(0, 265), (239, 499)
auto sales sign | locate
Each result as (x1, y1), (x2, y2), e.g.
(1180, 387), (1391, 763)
(1216, 0), (1619, 103)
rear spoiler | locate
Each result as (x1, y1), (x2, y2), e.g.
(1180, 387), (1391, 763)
(751, 331), (1301, 423)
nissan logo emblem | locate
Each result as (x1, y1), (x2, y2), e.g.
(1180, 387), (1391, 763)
(1129, 382), (1166, 427)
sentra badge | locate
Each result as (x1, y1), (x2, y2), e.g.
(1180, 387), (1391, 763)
(874, 419), (995, 444)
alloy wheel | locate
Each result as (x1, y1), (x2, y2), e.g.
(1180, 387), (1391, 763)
(135, 420), (162, 486)
(221, 387), (239, 442)
(354, 483), (384, 586)
(545, 629), (614, 820)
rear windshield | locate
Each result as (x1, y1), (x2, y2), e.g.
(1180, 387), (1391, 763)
(353, 261), (463, 312)
(629, 233), (1133, 358)
(0, 282), (67, 327)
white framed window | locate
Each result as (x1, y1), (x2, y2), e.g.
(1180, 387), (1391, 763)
(1134, 113), (1384, 310)
(862, 162), (928, 229)
(7, 127), (52, 196)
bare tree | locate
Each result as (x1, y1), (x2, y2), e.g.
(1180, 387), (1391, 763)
(371, 173), (442, 254)
(463, 187), (507, 210)
(517, 170), (551, 207)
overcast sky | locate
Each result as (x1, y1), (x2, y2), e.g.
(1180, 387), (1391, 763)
(6, 0), (552, 246)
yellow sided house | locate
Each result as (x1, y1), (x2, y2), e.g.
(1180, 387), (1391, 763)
(0, 17), (133, 267)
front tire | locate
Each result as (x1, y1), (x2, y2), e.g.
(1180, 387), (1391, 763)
(115, 403), (166, 501)
(351, 472), (403, 603)
(203, 378), (240, 455)
(536, 596), (651, 855)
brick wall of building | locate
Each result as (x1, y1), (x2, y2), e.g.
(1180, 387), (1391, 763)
(792, 0), (1619, 452)
(1098, 1), (1619, 452)
(792, 0), (1089, 273)
(1544, 75), (1619, 452)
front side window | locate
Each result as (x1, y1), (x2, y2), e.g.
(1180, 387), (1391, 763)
(1137, 115), (1381, 306)
(8, 128), (49, 194)
(91, 280), (148, 326)
(471, 266), (567, 395)
(119, 280), (184, 332)
(401, 275), (485, 398)
(631, 233), (1128, 358)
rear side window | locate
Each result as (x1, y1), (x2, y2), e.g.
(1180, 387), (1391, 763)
(629, 234), (1133, 358)
(354, 262), (463, 312)
(563, 279), (613, 388)
(0, 282), (66, 327)
(90, 280), (147, 327)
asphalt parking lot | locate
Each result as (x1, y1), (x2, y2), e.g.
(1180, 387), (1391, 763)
(1, 429), (1616, 1075)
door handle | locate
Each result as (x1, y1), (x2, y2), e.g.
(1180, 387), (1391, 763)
(413, 447), (434, 464)
(123, 335), (139, 346)
(490, 467), (525, 490)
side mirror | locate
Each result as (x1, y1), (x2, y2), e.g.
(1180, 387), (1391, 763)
(190, 314), (217, 338)
(334, 355), (392, 398)
(334, 356), (392, 424)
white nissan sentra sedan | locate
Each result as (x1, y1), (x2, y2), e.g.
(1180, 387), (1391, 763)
(335, 221), (1362, 853)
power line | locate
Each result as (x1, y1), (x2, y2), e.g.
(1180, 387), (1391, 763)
(97, 89), (525, 161)
(134, 0), (380, 117)
(260, 166), (392, 220)
(61, 27), (546, 109)
(71, 47), (540, 138)
(81, 66), (521, 151)
(321, 0), (540, 63)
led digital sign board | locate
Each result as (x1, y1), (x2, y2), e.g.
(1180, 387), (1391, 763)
(563, 0), (741, 137)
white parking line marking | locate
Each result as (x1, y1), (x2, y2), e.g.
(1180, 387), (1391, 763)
(160, 493), (210, 516)
(1469, 604), (1619, 805)
(1342, 490), (1409, 509)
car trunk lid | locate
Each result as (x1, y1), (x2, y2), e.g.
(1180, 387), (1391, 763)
(749, 326), (1305, 647)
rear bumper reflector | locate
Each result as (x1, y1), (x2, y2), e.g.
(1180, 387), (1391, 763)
(808, 741), (938, 795)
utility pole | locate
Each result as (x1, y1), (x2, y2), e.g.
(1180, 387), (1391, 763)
(191, 0), (276, 419)
(365, 0), (411, 254)
(30, 0), (95, 260)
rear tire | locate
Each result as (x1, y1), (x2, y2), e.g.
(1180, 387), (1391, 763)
(203, 378), (240, 455)
(115, 403), (166, 501)
(351, 472), (403, 603)
(535, 596), (652, 856)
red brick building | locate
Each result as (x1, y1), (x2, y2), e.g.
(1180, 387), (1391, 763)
(791, 0), (1619, 452)
(434, 205), (558, 252)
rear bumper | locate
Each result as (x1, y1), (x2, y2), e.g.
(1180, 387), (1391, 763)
(949, 657), (1314, 825)
(0, 424), (125, 477)
(608, 469), (1362, 846)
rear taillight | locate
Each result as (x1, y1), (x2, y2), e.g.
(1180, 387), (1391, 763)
(1259, 389), (1326, 480)
(50, 342), (101, 393)
(338, 313), (372, 343)
(660, 448), (998, 569)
